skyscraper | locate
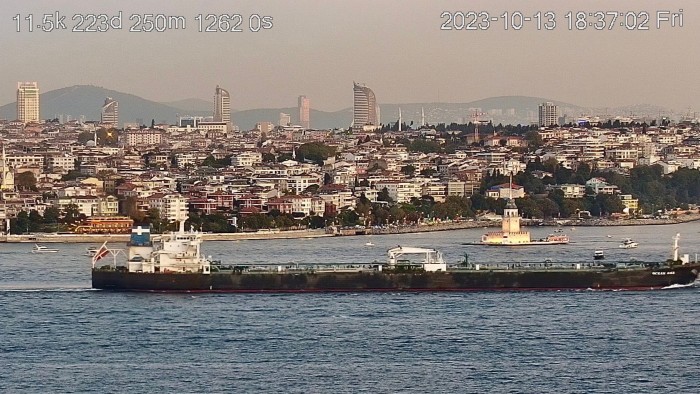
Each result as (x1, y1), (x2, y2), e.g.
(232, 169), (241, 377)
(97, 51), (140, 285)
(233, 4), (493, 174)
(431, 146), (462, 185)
(214, 85), (231, 128)
(353, 82), (379, 131)
(279, 112), (291, 127)
(101, 97), (119, 127)
(298, 95), (310, 129)
(16, 82), (40, 123)
(538, 102), (558, 127)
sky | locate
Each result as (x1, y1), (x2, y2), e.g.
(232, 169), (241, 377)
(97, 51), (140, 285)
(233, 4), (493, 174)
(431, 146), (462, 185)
(1, 0), (699, 112)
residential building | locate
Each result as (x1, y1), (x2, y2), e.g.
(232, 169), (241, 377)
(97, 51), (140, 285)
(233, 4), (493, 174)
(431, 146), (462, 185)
(279, 112), (291, 127)
(147, 193), (188, 223)
(486, 183), (525, 199)
(547, 184), (586, 199)
(231, 151), (262, 167)
(123, 129), (163, 146)
(538, 102), (557, 127)
(17, 82), (40, 123)
(619, 194), (639, 213)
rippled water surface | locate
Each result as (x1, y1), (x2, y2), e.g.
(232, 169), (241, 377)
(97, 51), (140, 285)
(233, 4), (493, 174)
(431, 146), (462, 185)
(2, 223), (700, 393)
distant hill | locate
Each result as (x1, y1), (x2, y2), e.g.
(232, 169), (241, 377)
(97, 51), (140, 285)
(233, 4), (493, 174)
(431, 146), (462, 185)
(0, 86), (669, 129)
(0, 85), (210, 125)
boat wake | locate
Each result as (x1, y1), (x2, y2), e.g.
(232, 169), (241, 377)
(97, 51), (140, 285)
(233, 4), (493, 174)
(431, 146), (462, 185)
(662, 282), (699, 290)
(0, 287), (98, 293)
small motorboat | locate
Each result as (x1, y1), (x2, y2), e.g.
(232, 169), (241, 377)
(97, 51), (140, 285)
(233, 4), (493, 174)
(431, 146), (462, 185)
(365, 242), (374, 246)
(619, 238), (639, 249)
(593, 250), (605, 260)
(31, 244), (59, 253)
(85, 247), (98, 256)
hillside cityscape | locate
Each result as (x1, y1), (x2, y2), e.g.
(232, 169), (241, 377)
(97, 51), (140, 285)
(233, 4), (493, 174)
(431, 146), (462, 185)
(2, 80), (700, 236)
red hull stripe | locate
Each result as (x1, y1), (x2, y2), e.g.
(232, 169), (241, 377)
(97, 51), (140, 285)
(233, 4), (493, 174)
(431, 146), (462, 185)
(100, 286), (681, 293)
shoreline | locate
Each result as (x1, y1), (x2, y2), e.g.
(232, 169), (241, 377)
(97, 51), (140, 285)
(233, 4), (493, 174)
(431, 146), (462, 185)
(3, 213), (700, 243)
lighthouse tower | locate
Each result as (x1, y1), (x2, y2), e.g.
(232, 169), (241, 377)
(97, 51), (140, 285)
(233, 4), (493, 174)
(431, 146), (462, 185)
(501, 198), (521, 234)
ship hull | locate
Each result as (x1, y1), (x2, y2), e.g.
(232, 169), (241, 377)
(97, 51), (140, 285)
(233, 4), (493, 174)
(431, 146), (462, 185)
(92, 264), (700, 292)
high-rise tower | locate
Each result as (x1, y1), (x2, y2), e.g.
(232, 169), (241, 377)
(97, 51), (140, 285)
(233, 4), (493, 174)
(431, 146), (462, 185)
(298, 95), (310, 129)
(214, 85), (231, 129)
(538, 102), (558, 127)
(101, 97), (119, 127)
(352, 82), (379, 131)
(17, 82), (40, 123)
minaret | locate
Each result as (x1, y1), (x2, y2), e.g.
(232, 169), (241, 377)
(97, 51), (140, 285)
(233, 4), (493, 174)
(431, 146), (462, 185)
(421, 107), (425, 127)
(0, 144), (14, 192)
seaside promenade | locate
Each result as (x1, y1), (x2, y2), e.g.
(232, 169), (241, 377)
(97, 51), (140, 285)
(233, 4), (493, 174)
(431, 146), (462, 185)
(4, 213), (700, 243)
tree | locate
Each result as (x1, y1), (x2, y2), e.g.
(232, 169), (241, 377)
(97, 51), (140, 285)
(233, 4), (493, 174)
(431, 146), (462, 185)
(377, 187), (393, 203)
(28, 210), (43, 232)
(61, 170), (84, 181)
(146, 208), (164, 233)
(62, 204), (81, 224)
(400, 165), (416, 177)
(122, 196), (145, 222)
(12, 211), (30, 234)
(43, 206), (60, 225)
(185, 212), (203, 231)
(15, 171), (37, 191)
(524, 131), (543, 149)
(296, 142), (336, 165)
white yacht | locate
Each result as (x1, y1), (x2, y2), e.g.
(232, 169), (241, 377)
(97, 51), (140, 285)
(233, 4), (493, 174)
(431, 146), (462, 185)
(31, 244), (59, 253)
(619, 238), (639, 249)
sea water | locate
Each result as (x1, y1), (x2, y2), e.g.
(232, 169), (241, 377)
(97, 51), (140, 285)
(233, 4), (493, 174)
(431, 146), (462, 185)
(1, 223), (699, 393)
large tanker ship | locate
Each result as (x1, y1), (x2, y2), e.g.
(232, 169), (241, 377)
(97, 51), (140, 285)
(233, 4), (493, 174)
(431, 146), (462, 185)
(91, 224), (700, 292)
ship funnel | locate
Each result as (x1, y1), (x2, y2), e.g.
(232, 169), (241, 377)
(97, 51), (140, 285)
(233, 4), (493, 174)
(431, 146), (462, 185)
(129, 225), (152, 246)
(672, 233), (680, 261)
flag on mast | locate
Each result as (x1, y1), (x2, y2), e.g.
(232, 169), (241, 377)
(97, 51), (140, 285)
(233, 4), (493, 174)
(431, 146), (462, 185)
(92, 241), (109, 267)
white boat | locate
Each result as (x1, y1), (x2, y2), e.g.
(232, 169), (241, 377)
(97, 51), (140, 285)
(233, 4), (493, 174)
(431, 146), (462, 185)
(593, 250), (605, 260)
(85, 247), (98, 256)
(365, 242), (374, 246)
(31, 244), (59, 253)
(619, 238), (639, 249)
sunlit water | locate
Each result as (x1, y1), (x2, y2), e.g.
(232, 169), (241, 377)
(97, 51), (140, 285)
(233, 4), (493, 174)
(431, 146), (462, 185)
(2, 223), (699, 393)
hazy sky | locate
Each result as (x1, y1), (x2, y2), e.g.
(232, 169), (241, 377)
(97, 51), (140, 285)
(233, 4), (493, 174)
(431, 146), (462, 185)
(2, 0), (699, 111)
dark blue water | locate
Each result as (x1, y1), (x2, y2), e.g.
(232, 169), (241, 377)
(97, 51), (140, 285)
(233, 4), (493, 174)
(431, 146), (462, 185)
(2, 224), (700, 393)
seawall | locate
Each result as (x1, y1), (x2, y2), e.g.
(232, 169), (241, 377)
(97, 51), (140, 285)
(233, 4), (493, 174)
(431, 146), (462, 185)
(3, 213), (699, 243)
